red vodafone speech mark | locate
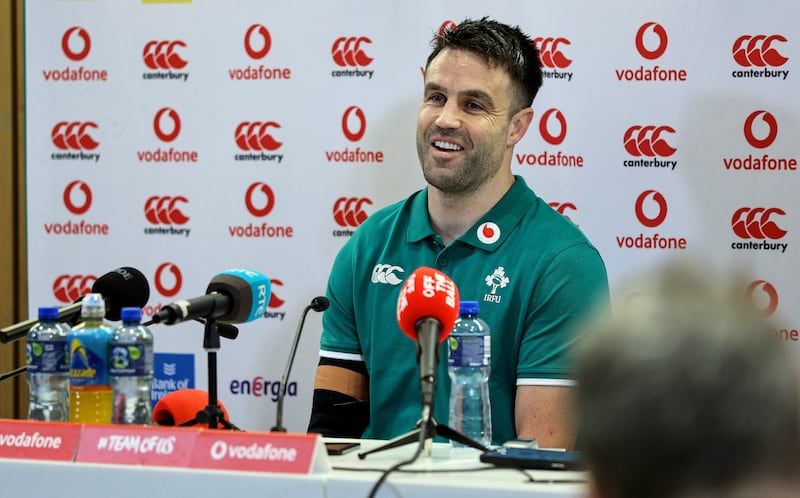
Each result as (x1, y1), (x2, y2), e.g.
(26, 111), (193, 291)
(743, 110), (778, 149)
(635, 22), (668, 60)
(62, 26), (91, 61)
(244, 24), (271, 59)
(245, 182), (275, 217)
(635, 190), (668, 228)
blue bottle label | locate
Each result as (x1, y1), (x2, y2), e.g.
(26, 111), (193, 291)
(109, 344), (148, 376)
(68, 331), (109, 386)
(448, 335), (491, 367)
(27, 340), (68, 374)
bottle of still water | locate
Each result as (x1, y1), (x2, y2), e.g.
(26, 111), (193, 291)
(26, 306), (70, 421)
(109, 307), (154, 425)
(68, 293), (114, 424)
(448, 300), (492, 449)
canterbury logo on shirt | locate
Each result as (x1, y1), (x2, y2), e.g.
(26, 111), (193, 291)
(371, 264), (404, 285)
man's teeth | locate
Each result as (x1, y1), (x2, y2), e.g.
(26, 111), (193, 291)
(434, 141), (463, 151)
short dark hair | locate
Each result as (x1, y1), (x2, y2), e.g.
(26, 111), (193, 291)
(425, 17), (543, 112)
(575, 262), (800, 498)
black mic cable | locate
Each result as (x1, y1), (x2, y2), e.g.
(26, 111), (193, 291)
(271, 296), (329, 432)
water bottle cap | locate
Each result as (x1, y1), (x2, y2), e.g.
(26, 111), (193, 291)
(120, 307), (142, 322)
(80, 293), (106, 319)
(37, 306), (59, 320)
(459, 300), (480, 315)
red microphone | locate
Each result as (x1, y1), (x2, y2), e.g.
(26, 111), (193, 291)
(396, 267), (460, 410)
(152, 389), (231, 427)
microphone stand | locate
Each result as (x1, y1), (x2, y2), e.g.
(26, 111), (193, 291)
(358, 319), (488, 459)
(180, 317), (241, 430)
(272, 296), (328, 432)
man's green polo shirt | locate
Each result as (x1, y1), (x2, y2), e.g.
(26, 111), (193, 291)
(319, 176), (609, 444)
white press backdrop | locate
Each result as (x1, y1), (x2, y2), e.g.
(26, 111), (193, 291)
(24, 0), (800, 432)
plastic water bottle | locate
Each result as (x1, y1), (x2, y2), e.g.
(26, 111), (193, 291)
(26, 306), (69, 421)
(68, 293), (114, 424)
(109, 307), (154, 425)
(448, 300), (492, 449)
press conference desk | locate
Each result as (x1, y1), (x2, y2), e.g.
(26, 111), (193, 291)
(0, 439), (588, 498)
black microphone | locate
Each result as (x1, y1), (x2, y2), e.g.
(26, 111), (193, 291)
(150, 269), (270, 325)
(0, 266), (150, 344)
(271, 295), (329, 432)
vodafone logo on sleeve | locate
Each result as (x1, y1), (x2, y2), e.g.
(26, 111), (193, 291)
(615, 190), (687, 250)
(534, 36), (573, 82)
(615, 22), (687, 82)
(731, 34), (789, 80)
(325, 105), (385, 164)
(142, 40), (189, 82)
(50, 121), (101, 162)
(136, 107), (199, 163)
(228, 24), (292, 81)
(331, 36), (375, 79)
(43, 180), (109, 236)
(622, 124), (678, 170)
(730, 206), (788, 253)
(332, 197), (372, 236)
(52, 274), (96, 303)
(722, 110), (797, 172)
(143, 195), (191, 237)
(42, 26), (108, 82)
(233, 120), (284, 162)
(228, 182), (294, 239)
(516, 108), (584, 168)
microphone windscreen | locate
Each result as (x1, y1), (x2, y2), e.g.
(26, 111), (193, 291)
(205, 269), (271, 324)
(92, 267), (150, 321)
(152, 389), (230, 426)
(396, 266), (460, 343)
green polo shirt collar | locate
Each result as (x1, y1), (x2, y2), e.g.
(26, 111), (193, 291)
(407, 175), (536, 252)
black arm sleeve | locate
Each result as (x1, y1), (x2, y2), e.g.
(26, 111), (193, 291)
(307, 357), (370, 438)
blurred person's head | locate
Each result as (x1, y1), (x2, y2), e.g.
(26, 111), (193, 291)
(575, 259), (800, 498)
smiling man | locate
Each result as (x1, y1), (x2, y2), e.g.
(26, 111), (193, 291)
(308, 17), (608, 449)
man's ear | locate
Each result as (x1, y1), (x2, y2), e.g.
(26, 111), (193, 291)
(508, 107), (534, 146)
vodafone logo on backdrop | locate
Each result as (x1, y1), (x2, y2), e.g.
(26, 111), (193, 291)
(228, 24), (291, 81)
(142, 40), (189, 82)
(747, 280), (779, 317)
(325, 105), (385, 164)
(722, 110), (797, 172)
(42, 26), (107, 82)
(136, 107), (199, 163)
(144, 195), (191, 237)
(743, 110), (778, 149)
(43, 180), (109, 236)
(615, 22), (687, 82)
(228, 182), (294, 239)
(139, 262), (184, 318)
(331, 35), (375, 79)
(332, 197), (373, 236)
(52, 273), (96, 303)
(746, 280), (799, 342)
(616, 190), (687, 250)
(516, 108), (584, 168)
(50, 121), (101, 162)
(233, 120), (284, 162)
(730, 206), (788, 253)
(731, 34), (789, 80)
(154, 263), (183, 298)
(534, 36), (574, 82)
(622, 124), (677, 170)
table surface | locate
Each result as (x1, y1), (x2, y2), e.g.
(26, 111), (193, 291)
(0, 438), (589, 498)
